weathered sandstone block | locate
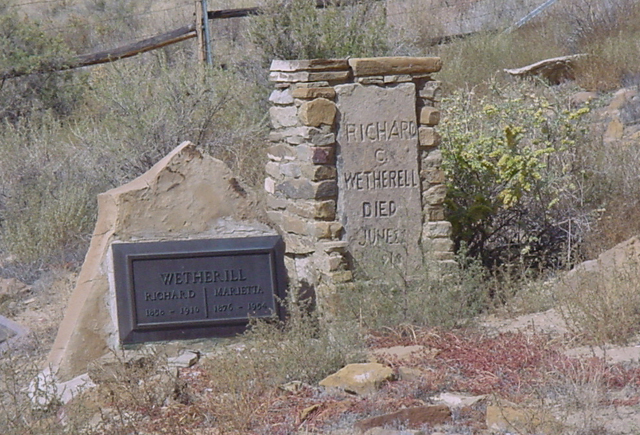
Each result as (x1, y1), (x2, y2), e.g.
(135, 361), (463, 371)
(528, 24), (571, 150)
(421, 167), (446, 184)
(426, 205), (446, 221)
(287, 199), (336, 220)
(298, 98), (337, 127)
(417, 80), (442, 101)
(348, 57), (442, 77)
(419, 126), (441, 148)
(297, 163), (337, 181)
(424, 221), (452, 238)
(311, 221), (343, 239)
(267, 210), (309, 235)
(383, 74), (414, 83)
(269, 70), (351, 83)
(423, 184), (447, 205)
(267, 143), (296, 162)
(419, 107), (441, 125)
(292, 87), (336, 99)
(296, 144), (335, 165)
(270, 59), (349, 72)
(269, 106), (298, 128)
(422, 149), (443, 167)
(269, 88), (294, 105)
(276, 178), (337, 200)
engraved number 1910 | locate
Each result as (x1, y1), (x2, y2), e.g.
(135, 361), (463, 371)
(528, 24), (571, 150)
(180, 306), (200, 315)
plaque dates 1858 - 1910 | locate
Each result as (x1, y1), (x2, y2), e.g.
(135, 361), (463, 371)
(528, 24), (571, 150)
(112, 236), (287, 344)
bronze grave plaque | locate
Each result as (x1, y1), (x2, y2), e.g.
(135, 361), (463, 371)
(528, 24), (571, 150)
(112, 236), (287, 344)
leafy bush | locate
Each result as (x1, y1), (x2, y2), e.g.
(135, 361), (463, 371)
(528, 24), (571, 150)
(440, 81), (593, 269)
(0, 1), (84, 122)
(248, 0), (388, 62)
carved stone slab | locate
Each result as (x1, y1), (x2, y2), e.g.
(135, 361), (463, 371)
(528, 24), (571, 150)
(335, 83), (423, 269)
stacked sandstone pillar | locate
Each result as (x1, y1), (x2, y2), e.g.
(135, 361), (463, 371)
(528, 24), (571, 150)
(265, 57), (453, 302)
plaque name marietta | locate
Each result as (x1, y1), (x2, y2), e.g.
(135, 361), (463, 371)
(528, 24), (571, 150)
(112, 236), (287, 344)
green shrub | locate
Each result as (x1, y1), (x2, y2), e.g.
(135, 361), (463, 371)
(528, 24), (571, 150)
(440, 81), (593, 269)
(0, 1), (84, 122)
(248, 0), (388, 62)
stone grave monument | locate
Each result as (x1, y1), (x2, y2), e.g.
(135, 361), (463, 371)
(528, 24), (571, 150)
(47, 142), (284, 382)
(265, 57), (453, 306)
(45, 56), (454, 386)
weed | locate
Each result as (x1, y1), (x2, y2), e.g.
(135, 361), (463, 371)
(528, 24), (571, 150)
(198, 298), (365, 433)
(0, 48), (268, 275)
(248, 0), (389, 62)
(434, 27), (565, 89)
(553, 0), (640, 91)
(336, 248), (487, 330)
(556, 255), (640, 345)
(0, 0), (83, 122)
(0, 337), (71, 435)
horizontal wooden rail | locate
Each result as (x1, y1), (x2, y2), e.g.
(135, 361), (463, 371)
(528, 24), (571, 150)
(76, 24), (196, 68)
(1, 25), (196, 80)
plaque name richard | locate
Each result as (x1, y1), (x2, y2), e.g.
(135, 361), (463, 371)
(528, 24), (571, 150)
(112, 236), (286, 344)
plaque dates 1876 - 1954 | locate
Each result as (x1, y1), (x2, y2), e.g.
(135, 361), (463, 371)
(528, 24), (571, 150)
(112, 236), (287, 344)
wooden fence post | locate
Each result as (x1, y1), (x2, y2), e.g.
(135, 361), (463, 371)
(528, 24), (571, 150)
(195, 0), (206, 63)
(195, 0), (213, 65)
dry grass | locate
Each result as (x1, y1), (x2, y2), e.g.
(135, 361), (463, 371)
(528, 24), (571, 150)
(556, 257), (640, 346)
(0, 48), (268, 275)
(334, 250), (488, 330)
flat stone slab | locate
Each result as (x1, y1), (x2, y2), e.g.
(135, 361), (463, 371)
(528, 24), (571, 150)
(335, 83), (423, 270)
(348, 57), (442, 77)
(270, 59), (349, 72)
(355, 405), (452, 432)
(319, 362), (395, 395)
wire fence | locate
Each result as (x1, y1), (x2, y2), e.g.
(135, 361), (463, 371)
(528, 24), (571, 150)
(7, 0), (565, 64)
(10, 0), (194, 53)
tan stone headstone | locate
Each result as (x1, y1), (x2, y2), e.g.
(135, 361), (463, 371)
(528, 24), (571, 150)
(47, 142), (269, 381)
(335, 83), (423, 270)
